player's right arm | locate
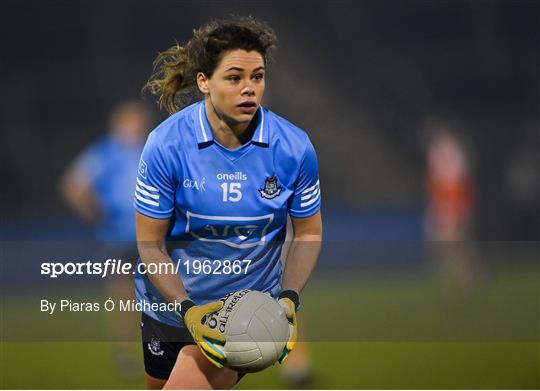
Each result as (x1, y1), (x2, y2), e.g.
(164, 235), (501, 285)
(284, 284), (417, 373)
(133, 131), (186, 302)
(135, 212), (187, 303)
(134, 131), (225, 367)
(136, 212), (226, 367)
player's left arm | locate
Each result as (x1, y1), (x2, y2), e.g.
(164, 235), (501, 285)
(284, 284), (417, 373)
(277, 211), (322, 363)
(278, 135), (323, 363)
(281, 211), (322, 293)
(282, 136), (323, 295)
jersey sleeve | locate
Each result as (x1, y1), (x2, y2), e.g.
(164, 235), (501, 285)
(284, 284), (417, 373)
(288, 139), (321, 218)
(133, 133), (176, 219)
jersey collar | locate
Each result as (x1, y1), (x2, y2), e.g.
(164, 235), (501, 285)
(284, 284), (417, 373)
(195, 101), (269, 149)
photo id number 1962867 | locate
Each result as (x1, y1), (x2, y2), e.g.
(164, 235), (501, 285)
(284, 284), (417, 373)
(183, 259), (251, 275)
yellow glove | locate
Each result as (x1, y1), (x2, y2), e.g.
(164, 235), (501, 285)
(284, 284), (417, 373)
(178, 300), (226, 368)
(278, 296), (298, 364)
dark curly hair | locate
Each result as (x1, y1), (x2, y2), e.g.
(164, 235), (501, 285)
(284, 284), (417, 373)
(144, 16), (277, 114)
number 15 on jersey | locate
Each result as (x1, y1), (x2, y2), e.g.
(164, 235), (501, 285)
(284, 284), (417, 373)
(221, 182), (242, 202)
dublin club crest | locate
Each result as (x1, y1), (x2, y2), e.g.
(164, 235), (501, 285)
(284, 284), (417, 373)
(148, 337), (164, 356)
(259, 176), (282, 199)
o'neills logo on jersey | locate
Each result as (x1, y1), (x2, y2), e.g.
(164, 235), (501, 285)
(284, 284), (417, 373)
(216, 171), (247, 181)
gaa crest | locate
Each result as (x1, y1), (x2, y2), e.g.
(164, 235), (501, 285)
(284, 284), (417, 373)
(258, 176), (282, 199)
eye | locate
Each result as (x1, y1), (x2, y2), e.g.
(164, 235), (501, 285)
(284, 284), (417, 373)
(252, 73), (264, 81)
(227, 75), (241, 82)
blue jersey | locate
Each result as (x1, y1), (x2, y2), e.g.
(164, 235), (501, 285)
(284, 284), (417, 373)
(75, 135), (143, 241)
(134, 101), (321, 326)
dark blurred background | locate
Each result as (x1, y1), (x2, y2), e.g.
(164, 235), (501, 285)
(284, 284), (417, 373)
(1, 0), (538, 241)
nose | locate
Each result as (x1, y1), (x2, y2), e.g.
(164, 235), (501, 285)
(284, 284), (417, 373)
(241, 82), (255, 96)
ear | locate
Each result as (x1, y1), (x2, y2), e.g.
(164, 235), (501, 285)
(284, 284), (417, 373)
(196, 72), (210, 94)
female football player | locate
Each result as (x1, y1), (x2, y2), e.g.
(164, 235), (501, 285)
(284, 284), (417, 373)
(135, 16), (322, 389)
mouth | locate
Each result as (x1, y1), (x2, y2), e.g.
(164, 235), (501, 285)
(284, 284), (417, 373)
(237, 101), (258, 112)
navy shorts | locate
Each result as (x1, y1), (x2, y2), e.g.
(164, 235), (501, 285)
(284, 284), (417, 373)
(141, 312), (195, 379)
(140, 312), (245, 382)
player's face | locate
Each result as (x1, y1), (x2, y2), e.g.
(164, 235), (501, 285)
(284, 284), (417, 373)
(204, 49), (265, 126)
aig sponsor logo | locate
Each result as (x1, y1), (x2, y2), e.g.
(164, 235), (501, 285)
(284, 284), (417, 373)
(185, 211), (274, 248)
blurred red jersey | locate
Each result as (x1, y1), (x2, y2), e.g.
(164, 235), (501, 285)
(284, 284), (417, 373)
(425, 132), (474, 240)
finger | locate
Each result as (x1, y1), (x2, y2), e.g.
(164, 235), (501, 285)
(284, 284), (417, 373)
(286, 315), (297, 351)
(278, 348), (290, 364)
(198, 345), (224, 368)
(287, 326), (297, 351)
(201, 338), (226, 360)
(201, 325), (225, 344)
(286, 338), (296, 352)
(278, 298), (295, 319)
(290, 313), (298, 337)
(199, 301), (223, 314)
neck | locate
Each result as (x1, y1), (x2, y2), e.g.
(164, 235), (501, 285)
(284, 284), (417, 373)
(204, 99), (253, 149)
